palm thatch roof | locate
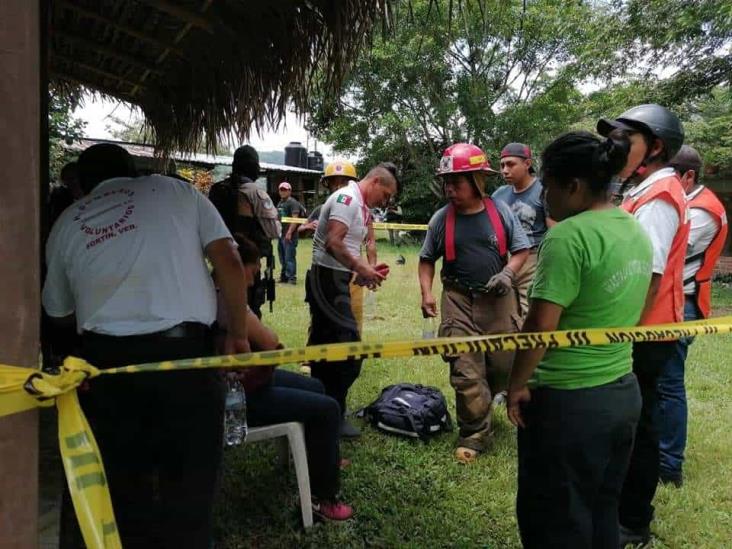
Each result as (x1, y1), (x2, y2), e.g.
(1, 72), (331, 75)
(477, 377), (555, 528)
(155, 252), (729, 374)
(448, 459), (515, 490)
(49, 0), (387, 152)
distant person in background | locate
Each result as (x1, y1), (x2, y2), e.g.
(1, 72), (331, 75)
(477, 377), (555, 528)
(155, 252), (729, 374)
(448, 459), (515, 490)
(49, 161), (83, 227)
(208, 145), (281, 317)
(277, 181), (303, 284)
(419, 143), (528, 463)
(45, 161), (85, 373)
(657, 145), (728, 488)
(492, 143), (554, 319)
(385, 203), (404, 246)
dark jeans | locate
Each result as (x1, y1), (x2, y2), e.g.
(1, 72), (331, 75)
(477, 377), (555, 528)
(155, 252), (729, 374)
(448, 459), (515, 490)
(278, 237), (298, 282)
(247, 370), (341, 499)
(306, 265), (362, 415)
(657, 297), (699, 480)
(619, 341), (678, 530)
(59, 330), (225, 549)
(517, 374), (641, 549)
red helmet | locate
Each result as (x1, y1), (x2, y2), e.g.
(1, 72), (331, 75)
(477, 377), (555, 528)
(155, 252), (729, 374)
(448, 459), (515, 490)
(437, 143), (498, 176)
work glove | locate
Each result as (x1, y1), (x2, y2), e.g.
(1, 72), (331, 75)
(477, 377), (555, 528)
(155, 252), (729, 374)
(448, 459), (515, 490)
(485, 267), (516, 297)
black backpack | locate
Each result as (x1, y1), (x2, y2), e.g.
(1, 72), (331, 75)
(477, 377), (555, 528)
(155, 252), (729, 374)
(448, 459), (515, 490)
(360, 384), (453, 441)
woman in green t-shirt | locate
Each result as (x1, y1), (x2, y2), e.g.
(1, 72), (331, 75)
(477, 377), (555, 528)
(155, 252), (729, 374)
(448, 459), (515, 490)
(507, 131), (653, 548)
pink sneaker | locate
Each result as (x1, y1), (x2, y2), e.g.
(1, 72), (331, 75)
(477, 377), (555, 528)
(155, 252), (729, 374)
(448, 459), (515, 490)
(312, 498), (354, 522)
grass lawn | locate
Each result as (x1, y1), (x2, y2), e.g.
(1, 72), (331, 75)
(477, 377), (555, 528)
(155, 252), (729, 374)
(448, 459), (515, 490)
(215, 238), (732, 548)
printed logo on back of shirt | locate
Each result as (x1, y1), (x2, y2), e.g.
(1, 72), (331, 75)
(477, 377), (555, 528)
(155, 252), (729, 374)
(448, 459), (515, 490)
(73, 188), (138, 249)
(336, 194), (353, 206)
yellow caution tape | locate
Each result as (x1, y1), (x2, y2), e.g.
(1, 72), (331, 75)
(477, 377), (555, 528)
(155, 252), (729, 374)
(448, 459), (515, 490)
(282, 216), (428, 231)
(3, 316), (732, 547)
(57, 389), (120, 548)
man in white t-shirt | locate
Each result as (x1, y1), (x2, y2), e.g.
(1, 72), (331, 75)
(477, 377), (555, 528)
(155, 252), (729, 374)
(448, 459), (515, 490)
(307, 163), (397, 437)
(44, 144), (249, 548)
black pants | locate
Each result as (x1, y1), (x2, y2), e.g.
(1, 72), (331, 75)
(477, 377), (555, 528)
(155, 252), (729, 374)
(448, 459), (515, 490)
(247, 370), (341, 499)
(306, 265), (362, 415)
(517, 374), (641, 549)
(59, 330), (225, 549)
(619, 341), (677, 530)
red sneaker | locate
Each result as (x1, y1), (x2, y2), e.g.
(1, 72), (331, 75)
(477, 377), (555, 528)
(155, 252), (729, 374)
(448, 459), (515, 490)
(312, 499), (353, 522)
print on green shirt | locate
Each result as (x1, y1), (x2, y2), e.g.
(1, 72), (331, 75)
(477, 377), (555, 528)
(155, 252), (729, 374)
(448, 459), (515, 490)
(529, 208), (653, 390)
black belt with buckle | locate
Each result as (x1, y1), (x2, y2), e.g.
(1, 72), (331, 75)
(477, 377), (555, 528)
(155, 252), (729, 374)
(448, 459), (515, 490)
(83, 321), (210, 341)
(441, 277), (490, 295)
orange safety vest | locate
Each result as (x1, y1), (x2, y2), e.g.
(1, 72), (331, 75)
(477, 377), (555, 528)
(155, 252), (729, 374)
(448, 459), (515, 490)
(622, 174), (690, 325)
(686, 187), (728, 318)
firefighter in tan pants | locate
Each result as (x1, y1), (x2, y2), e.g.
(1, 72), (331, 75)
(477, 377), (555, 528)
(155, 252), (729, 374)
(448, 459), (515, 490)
(419, 143), (529, 463)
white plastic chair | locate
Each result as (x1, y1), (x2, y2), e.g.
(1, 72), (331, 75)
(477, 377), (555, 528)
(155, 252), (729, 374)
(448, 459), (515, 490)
(244, 422), (313, 528)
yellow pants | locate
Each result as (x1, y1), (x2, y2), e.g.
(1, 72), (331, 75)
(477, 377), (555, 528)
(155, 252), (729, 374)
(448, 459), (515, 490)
(349, 278), (364, 336)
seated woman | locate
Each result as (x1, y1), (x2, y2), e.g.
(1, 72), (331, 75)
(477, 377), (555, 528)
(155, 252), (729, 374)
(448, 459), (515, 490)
(216, 235), (353, 522)
(506, 131), (653, 548)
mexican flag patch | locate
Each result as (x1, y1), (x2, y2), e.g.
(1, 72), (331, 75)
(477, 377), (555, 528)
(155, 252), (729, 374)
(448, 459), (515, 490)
(336, 194), (353, 206)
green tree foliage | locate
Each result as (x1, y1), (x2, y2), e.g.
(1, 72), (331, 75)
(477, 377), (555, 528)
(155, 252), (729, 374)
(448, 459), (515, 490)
(308, 0), (626, 220)
(106, 114), (149, 143)
(619, 0), (732, 104)
(48, 86), (86, 181)
(685, 86), (732, 175)
(308, 0), (731, 221)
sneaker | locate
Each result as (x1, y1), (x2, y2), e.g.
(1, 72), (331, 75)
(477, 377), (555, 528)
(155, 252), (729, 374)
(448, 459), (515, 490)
(312, 498), (353, 522)
(338, 457), (352, 470)
(619, 525), (651, 547)
(339, 418), (361, 439)
(492, 391), (507, 407)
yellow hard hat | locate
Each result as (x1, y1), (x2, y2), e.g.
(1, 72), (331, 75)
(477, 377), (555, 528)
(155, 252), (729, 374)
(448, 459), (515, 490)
(323, 160), (358, 180)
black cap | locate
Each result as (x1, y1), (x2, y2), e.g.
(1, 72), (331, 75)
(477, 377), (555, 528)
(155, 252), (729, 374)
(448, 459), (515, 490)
(669, 145), (702, 174)
(500, 143), (532, 159)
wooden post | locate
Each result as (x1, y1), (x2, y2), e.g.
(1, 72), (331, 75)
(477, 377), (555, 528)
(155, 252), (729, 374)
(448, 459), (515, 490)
(0, 0), (41, 546)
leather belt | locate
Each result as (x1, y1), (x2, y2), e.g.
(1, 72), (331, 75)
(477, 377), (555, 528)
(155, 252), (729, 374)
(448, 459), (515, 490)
(83, 322), (210, 340)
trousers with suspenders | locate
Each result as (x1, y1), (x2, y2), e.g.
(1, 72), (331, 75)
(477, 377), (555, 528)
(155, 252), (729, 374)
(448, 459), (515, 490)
(439, 198), (520, 452)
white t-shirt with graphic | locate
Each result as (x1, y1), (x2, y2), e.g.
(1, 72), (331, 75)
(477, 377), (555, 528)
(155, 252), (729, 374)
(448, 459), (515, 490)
(42, 175), (232, 335)
(311, 181), (368, 271)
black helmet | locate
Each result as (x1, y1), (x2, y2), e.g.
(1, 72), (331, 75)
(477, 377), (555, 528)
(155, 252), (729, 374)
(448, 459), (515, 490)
(597, 104), (684, 160)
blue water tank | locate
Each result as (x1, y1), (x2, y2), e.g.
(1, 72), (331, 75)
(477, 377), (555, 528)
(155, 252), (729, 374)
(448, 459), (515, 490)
(284, 141), (308, 168)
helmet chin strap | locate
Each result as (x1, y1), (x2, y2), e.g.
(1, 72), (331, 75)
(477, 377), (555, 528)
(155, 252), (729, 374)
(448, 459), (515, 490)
(622, 139), (663, 186)
(469, 173), (485, 197)
(616, 147), (652, 198)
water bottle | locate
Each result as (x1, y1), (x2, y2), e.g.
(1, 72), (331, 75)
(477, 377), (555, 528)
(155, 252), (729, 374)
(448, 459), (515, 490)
(365, 289), (377, 319)
(224, 378), (248, 447)
(422, 316), (436, 339)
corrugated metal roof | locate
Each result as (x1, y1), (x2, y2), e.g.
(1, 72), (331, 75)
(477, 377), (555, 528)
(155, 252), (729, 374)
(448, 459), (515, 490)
(67, 138), (323, 175)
